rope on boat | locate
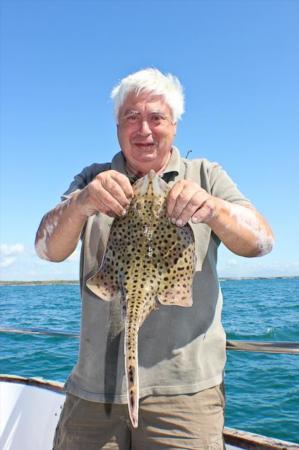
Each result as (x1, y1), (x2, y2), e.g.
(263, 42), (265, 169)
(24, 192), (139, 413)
(0, 327), (299, 354)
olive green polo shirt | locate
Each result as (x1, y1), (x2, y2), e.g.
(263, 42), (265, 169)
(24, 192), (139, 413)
(63, 147), (251, 403)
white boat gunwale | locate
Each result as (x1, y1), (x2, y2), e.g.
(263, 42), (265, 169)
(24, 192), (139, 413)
(1, 374), (298, 450)
(0, 373), (64, 393)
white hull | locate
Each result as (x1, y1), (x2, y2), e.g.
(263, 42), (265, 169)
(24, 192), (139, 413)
(0, 376), (64, 450)
(0, 375), (298, 450)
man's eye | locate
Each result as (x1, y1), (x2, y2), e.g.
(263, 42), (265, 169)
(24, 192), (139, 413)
(127, 114), (139, 122)
(151, 114), (162, 124)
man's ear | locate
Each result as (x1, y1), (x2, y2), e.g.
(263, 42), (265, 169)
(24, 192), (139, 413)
(173, 122), (177, 136)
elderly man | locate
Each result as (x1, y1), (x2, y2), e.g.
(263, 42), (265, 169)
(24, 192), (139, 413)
(35, 68), (274, 450)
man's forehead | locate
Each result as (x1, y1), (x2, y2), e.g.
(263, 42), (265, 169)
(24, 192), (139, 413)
(120, 91), (170, 112)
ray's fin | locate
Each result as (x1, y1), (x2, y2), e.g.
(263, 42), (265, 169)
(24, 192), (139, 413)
(86, 248), (119, 301)
(157, 224), (196, 308)
(158, 284), (193, 307)
(86, 271), (118, 301)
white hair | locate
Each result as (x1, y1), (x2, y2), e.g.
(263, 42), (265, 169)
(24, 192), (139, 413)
(111, 68), (185, 123)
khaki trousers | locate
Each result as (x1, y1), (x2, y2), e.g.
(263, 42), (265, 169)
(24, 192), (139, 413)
(53, 384), (225, 450)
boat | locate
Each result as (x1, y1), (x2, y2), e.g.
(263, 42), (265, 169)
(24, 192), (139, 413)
(1, 327), (299, 450)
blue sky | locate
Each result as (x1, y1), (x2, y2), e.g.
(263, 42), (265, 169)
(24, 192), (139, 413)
(1, 0), (298, 280)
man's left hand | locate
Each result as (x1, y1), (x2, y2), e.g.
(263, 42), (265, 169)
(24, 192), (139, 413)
(167, 180), (216, 227)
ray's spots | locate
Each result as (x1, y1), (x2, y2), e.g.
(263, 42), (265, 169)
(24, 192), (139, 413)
(86, 171), (196, 428)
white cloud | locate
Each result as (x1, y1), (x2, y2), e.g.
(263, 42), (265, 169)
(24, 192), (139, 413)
(0, 243), (80, 281)
(0, 243), (25, 269)
(0, 243), (25, 256)
(218, 256), (299, 278)
(0, 257), (16, 268)
(216, 244), (299, 278)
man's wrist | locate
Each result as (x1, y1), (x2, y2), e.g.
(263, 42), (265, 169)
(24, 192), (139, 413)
(203, 196), (221, 226)
(72, 189), (96, 220)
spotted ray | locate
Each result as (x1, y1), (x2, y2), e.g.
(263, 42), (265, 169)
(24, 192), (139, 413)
(86, 170), (196, 428)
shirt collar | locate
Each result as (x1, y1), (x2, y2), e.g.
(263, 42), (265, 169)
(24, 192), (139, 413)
(111, 146), (180, 184)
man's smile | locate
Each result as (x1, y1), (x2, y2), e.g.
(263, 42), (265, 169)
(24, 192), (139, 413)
(133, 142), (156, 150)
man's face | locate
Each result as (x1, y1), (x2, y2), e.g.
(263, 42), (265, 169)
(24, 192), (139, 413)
(117, 92), (177, 176)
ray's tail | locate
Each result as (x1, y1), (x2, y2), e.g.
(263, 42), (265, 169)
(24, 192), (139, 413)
(124, 314), (140, 428)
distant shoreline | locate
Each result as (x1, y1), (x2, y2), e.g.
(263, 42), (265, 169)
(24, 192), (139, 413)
(0, 280), (80, 286)
(0, 276), (298, 286)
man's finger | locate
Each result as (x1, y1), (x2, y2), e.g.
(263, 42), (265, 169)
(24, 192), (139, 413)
(191, 201), (213, 224)
(91, 184), (127, 216)
(104, 177), (132, 210)
(110, 171), (134, 200)
(96, 187), (128, 217)
(170, 189), (197, 222)
(174, 193), (205, 226)
(166, 182), (185, 217)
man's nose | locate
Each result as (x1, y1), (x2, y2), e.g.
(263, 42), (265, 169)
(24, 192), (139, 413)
(138, 119), (151, 135)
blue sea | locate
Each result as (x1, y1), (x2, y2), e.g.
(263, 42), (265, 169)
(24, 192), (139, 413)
(0, 278), (298, 443)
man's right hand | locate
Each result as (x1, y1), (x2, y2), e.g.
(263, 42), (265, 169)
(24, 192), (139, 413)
(35, 170), (134, 262)
(76, 170), (134, 218)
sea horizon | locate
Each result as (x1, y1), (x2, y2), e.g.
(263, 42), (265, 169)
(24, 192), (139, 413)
(0, 275), (298, 286)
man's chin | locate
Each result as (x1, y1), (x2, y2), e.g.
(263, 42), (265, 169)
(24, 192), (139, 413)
(133, 149), (158, 163)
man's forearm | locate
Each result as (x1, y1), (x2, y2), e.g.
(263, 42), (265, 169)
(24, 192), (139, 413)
(35, 191), (88, 262)
(35, 170), (134, 262)
(206, 197), (274, 257)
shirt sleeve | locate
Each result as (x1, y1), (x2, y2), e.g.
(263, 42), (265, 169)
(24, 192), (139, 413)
(207, 161), (252, 207)
(200, 160), (253, 248)
(61, 162), (111, 201)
